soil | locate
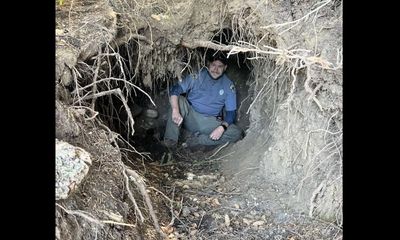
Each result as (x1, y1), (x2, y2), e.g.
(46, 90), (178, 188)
(56, 0), (342, 239)
(132, 146), (342, 240)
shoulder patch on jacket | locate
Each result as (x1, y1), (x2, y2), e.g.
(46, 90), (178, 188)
(229, 83), (236, 92)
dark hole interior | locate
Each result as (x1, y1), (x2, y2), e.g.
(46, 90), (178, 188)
(92, 30), (253, 160)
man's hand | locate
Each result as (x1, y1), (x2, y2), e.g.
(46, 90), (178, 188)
(170, 95), (183, 126)
(172, 109), (183, 126)
(209, 126), (225, 140)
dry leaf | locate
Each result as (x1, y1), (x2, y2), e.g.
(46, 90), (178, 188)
(100, 210), (123, 222)
(224, 214), (230, 227)
(151, 14), (161, 21)
(211, 198), (221, 206)
(161, 225), (174, 234)
(252, 220), (265, 226)
(243, 218), (252, 225)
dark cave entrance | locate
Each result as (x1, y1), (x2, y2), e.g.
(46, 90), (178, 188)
(89, 29), (253, 159)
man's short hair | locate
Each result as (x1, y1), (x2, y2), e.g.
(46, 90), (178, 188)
(210, 53), (228, 65)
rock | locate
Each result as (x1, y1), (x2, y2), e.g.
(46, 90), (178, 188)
(56, 101), (80, 140)
(56, 139), (92, 200)
(143, 109), (159, 118)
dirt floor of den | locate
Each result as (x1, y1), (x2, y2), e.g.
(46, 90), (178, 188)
(123, 141), (343, 240)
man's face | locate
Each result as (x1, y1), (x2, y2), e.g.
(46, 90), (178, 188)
(208, 60), (227, 79)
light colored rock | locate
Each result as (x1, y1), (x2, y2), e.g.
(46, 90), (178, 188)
(56, 139), (92, 200)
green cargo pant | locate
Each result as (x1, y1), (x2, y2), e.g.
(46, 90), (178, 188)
(164, 96), (243, 146)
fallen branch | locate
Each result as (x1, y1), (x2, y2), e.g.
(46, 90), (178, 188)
(56, 203), (135, 227)
(125, 168), (165, 239)
(193, 151), (236, 166)
(57, 203), (103, 226)
(206, 141), (230, 160)
(122, 168), (145, 223)
(149, 186), (183, 228)
(148, 186), (173, 203)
